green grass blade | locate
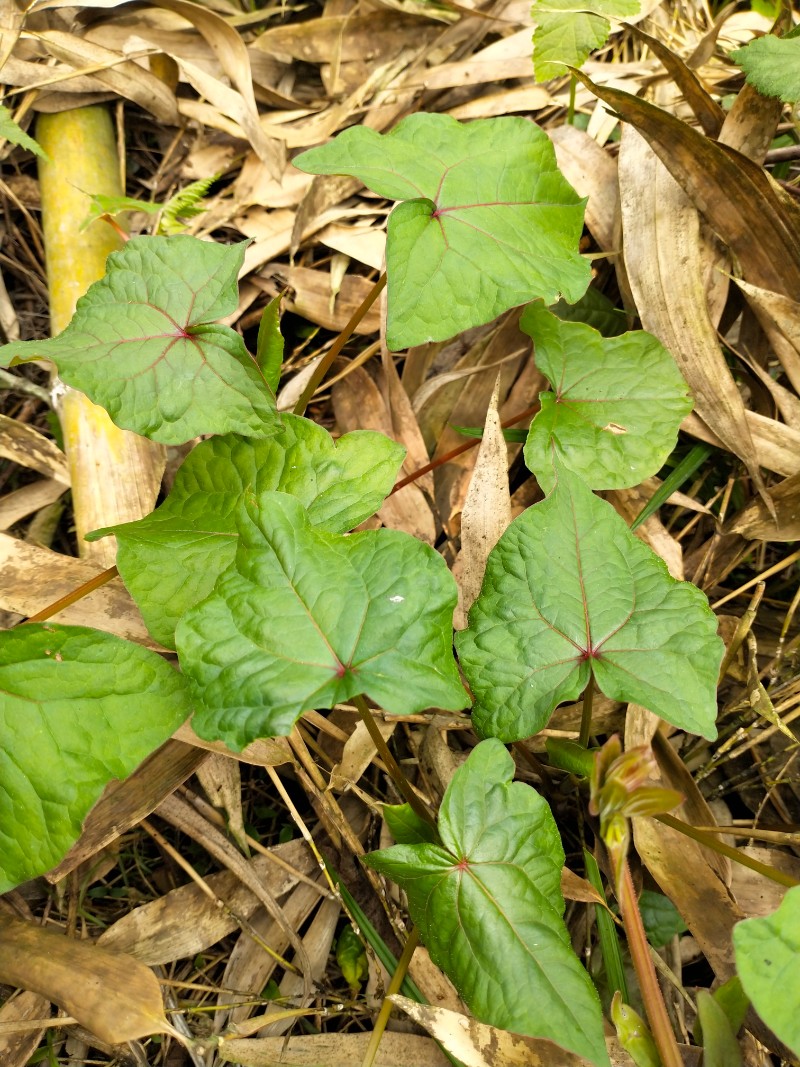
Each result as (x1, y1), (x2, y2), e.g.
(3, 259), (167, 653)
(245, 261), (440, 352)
(584, 848), (629, 1002)
(631, 444), (713, 531)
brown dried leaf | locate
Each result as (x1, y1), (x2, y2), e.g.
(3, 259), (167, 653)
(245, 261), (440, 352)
(0, 914), (169, 1044)
(98, 839), (319, 965)
(0, 533), (157, 646)
(732, 278), (800, 395)
(47, 740), (206, 882)
(455, 374), (511, 627)
(389, 995), (599, 1067)
(195, 753), (247, 853)
(725, 470), (800, 541)
(218, 1031), (450, 1066)
(253, 12), (439, 65)
(34, 29), (179, 124)
(0, 414), (69, 483)
(281, 266), (381, 334)
(0, 991), (51, 1067)
(0, 478), (66, 531)
(618, 129), (764, 485)
(173, 721), (292, 767)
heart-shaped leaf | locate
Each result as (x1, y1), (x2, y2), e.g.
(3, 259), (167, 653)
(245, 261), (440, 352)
(531, 0), (640, 82)
(456, 464), (722, 742)
(733, 885), (800, 1058)
(731, 28), (800, 105)
(0, 624), (191, 891)
(88, 416), (405, 647)
(176, 491), (466, 749)
(294, 114), (590, 349)
(522, 303), (692, 492)
(0, 236), (278, 444)
(366, 739), (609, 1066)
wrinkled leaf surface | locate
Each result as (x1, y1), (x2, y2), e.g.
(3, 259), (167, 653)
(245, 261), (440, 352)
(89, 417), (405, 647)
(176, 491), (465, 749)
(367, 740), (609, 1065)
(456, 465), (722, 741)
(531, 0), (638, 82)
(294, 114), (589, 348)
(0, 236), (278, 444)
(522, 303), (692, 491)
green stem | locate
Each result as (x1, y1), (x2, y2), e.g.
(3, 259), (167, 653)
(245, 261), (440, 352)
(618, 858), (682, 1067)
(352, 695), (436, 829)
(579, 684), (594, 748)
(360, 927), (420, 1067)
(655, 813), (800, 889)
(292, 272), (386, 416)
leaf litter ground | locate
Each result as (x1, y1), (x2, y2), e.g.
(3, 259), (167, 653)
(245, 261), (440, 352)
(0, 1), (800, 1065)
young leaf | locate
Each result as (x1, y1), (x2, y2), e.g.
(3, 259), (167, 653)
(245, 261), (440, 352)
(294, 114), (590, 349)
(336, 924), (368, 991)
(456, 464), (722, 742)
(80, 193), (161, 232)
(0, 624), (191, 892)
(0, 105), (47, 159)
(638, 890), (688, 948)
(256, 295), (284, 392)
(88, 416), (406, 647)
(175, 491), (466, 749)
(733, 884), (800, 1058)
(366, 739), (609, 1066)
(531, 0), (640, 82)
(0, 236), (278, 444)
(730, 28), (800, 104)
(158, 174), (218, 235)
(522, 303), (692, 492)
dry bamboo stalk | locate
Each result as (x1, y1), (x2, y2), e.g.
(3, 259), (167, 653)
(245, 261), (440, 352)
(36, 106), (165, 566)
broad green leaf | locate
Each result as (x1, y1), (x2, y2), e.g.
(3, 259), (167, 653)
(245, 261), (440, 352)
(383, 803), (440, 845)
(531, 0), (639, 82)
(294, 114), (590, 349)
(521, 303), (692, 491)
(456, 464), (722, 742)
(0, 236), (278, 444)
(731, 29), (800, 104)
(256, 295), (284, 392)
(0, 105), (47, 159)
(696, 991), (743, 1067)
(733, 885), (800, 1057)
(550, 287), (628, 337)
(336, 924), (368, 990)
(366, 739), (609, 1065)
(639, 889), (688, 948)
(0, 624), (191, 892)
(88, 416), (405, 647)
(176, 491), (465, 749)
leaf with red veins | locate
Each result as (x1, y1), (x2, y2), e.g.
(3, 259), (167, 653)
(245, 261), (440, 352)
(456, 463), (722, 742)
(0, 236), (278, 444)
(294, 114), (590, 349)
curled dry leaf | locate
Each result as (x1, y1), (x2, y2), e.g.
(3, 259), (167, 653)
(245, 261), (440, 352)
(0, 990), (51, 1067)
(0, 914), (169, 1045)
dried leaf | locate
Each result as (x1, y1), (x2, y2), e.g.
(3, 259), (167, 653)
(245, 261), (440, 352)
(0, 991), (51, 1067)
(0, 914), (169, 1044)
(218, 1031), (450, 1066)
(0, 414), (69, 483)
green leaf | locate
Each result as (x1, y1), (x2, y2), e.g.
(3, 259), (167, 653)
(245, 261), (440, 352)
(0, 624), (191, 892)
(731, 30), (800, 104)
(294, 114), (590, 349)
(336, 924), (369, 990)
(175, 491), (465, 749)
(159, 174), (218, 235)
(256, 295), (284, 392)
(456, 464), (722, 742)
(0, 236), (278, 444)
(521, 304), (692, 492)
(80, 193), (161, 231)
(549, 287), (628, 337)
(383, 803), (440, 845)
(733, 884), (800, 1057)
(695, 990), (743, 1067)
(366, 739), (609, 1065)
(88, 416), (405, 647)
(531, 0), (639, 82)
(639, 889), (688, 948)
(0, 105), (47, 159)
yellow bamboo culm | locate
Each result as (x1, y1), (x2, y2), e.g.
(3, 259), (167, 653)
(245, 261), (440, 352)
(36, 106), (165, 566)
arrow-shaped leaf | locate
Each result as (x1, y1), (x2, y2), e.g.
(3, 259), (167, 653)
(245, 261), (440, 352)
(89, 416), (405, 647)
(0, 236), (278, 444)
(176, 491), (466, 749)
(522, 303), (692, 492)
(456, 464), (722, 742)
(531, 0), (640, 82)
(294, 114), (590, 349)
(0, 624), (191, 891)
(366, 739), (609, 1066)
